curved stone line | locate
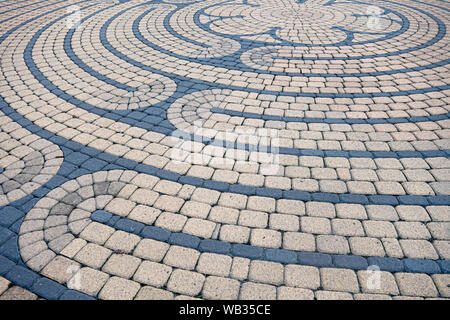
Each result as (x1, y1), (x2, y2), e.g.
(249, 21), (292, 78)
(1, 98), (448, 207)
(90, 209), (449, 274)
(134, 0), (450, 78)
(196, 0), (407, 47)
(210, 108), (450, 125)
(13, 3), (448, 165)
(1, 0), (448, 205)
(0, 110), (64, 207)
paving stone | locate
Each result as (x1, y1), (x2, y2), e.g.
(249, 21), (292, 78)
(248, 260), (284, 285)
(202, 276), (240, 300)
(320, 268), (359, 293)
(240, 282), (276, 300)
(357, 270), (399, 295)
(316, 235), (350, 254)
(163, 246), (200, 270)
(166, 269), (205, 296)
(102, 254), (141, 279)
(284, 265), (320, 289)
(395, 273), (439, 297)
(135, 286), (174, 300)
(196, 253), (232, 277)
(277, 286), (314, 300)
(98, 277), (140, 300)
(133, 261), (172, 287)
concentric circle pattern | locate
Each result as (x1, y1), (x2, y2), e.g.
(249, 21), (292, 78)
(0, 0), (449, 300)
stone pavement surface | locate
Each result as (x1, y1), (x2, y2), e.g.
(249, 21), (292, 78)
(0, 0), (449, 300)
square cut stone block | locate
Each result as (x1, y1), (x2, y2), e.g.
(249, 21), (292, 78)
(316, 235), (350, 254)
(284, 265), (320, 290)
(306, 202), (336, 218)
(277, 287), (314, 300)
(163, 246), (200, 270)
(248, 260), (284, 285)
(202, 276), (240, 300)
(98, 277), (140, 300)
(133, 261), (172, 287)
(395, 273), (438, 297)
(102, 254), (141, 279)
(320, 268), (359, 293)
(133, 239), (169, 262)
(250, 229), (282, 248)
(166, 269), (205, 296)
(240, 283), (276, 300)
(196, 253), (232, 277)
(74, 243), (112, 269)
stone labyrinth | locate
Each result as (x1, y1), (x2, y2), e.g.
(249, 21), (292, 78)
(0, 0), (448, 300)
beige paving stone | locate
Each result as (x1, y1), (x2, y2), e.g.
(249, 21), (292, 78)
(382, 238), (404, 258)
(363, 221), (398, 238)
(180, 201), (211, 218)
(248, 260), (284, 285)
(133, 239), (169, 262)
(269, 213), (300, 231)
(135, 286), (174, 300)
(400, 240), (439, 259)
(283, 232), (316, 251)
(301, 216), (331, 234)
(277, 287), (314, 300)
(72, 267), (110, 296)
(196, 253), (232, 277)
(104, 230), (140, 253)
(0, 286), (38, 300)
(74, 243), (112, 269)
(250, 229), (282, 248)
(332, 219), (365, 236)
(276, 199), (305, 215)
(357, 270), (399, 295)
(238, 210), (268, 228)
(431, 274), (450, 297)
(208, 206), (239, 224)
(285, 265), (320, 289)
(247, 196), (276, 212)
(336, 203), (367, 220)
(230, 257), (250, 280)
(133, 261), (172, 287)
(105, 198), (136, 216)
(154, 195), (185, 212)
(321, 268), (359, 293)
(0, 277), (10, 295)
(154, 212), (187, 232)
(41, 255), (80, 284)
(202, 276), (240, 300)
(354, 293), (392, 300)
(316, 235), (350, 254)
(218, 192), (248, 209)
(306, 201), (336, 218)
(395, 222), (432, 239)
(219, 225), (250, 243)
(349, 237), (385, 256)
(79, 222), (115, 245)
(102, 254), (141, 279)
(240, 283), (276, 300)
(191, 188), (220, 205)
(183, 218), (216, 238)
(128, 205), (161, 224)
(395, 273), (438, 297)
(315, 290), (353, 300)
(167, 269), (206, 296)
(366, 205), (399, 221)
(163, 246), (200, 270)
(98, 277), (141, 300)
